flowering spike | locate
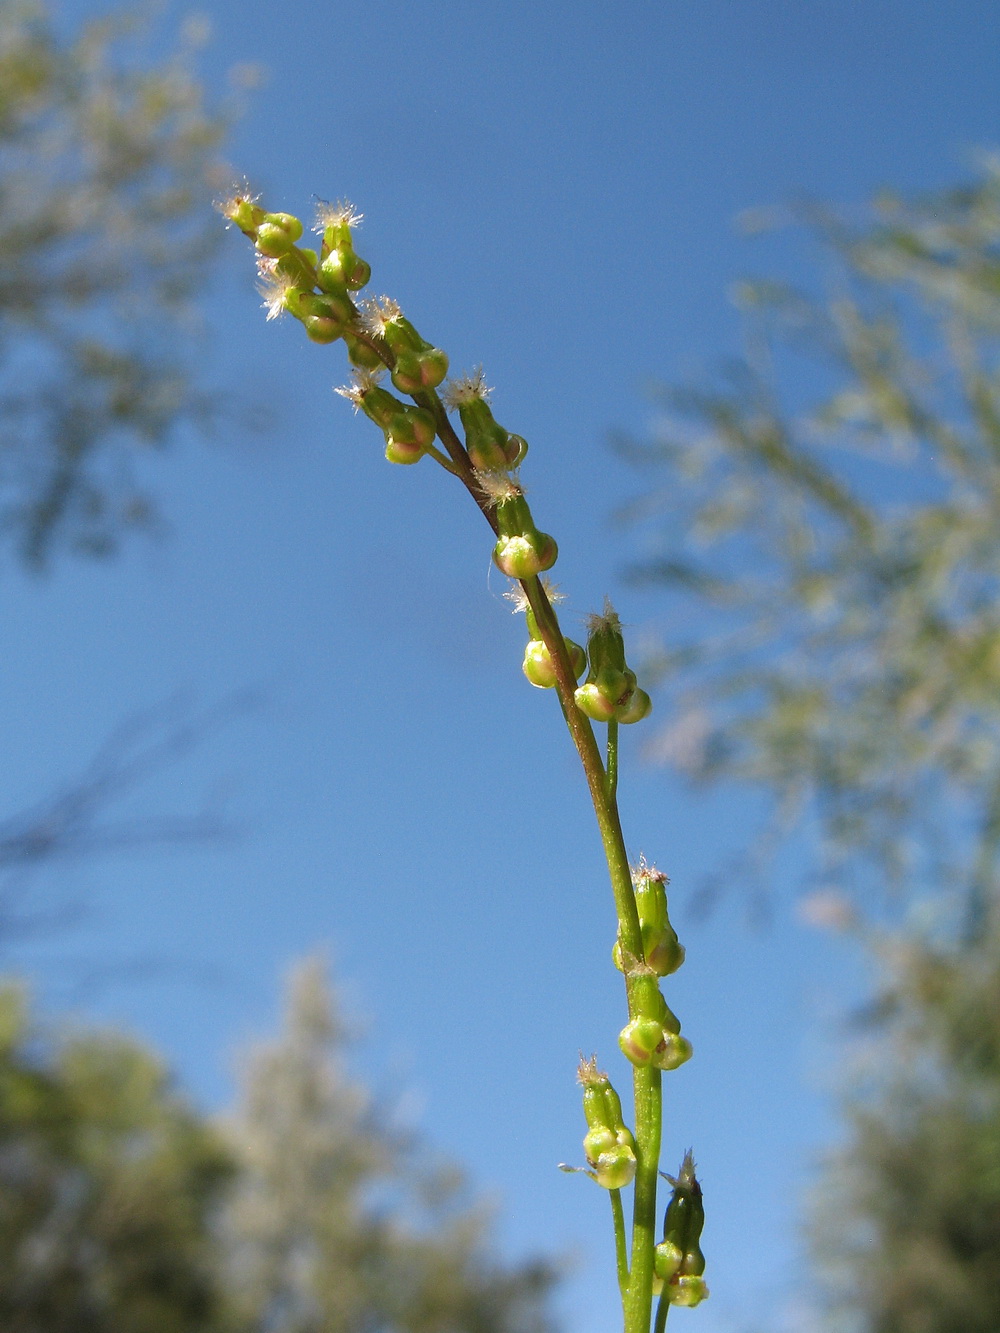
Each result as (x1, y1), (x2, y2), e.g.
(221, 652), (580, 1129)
(655, 1152), (708, 1307)
(489, 484), (558, 579)
(576, 1057), (637, 1190)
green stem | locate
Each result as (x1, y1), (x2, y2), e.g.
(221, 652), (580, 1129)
(653, 1289), (670, 1333)
(625, 1066), (661, 1333)
(607, 719), (619, 801)
(611, 1188), (629, 1300)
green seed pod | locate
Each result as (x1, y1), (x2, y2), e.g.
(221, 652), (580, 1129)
(263, 211), (303, 241)
(616, 687), (652, 724)
(492, 493), (557, 579)
(522, 637), (587, 689)
(619, 1016), (667, 1067)
(384, 435), (425, 465)
(669, 1276), (709, 1308)
(304, 315), (343, 344)
(255, 222), (296, 258)
(577, 1059), (637, 1190)
(654, 1240), (684, 1286)
(459, 397), (514, 471)
(574, 681), (618, 722)
(391, 347), (450, 395)
(344, 332), (385, 370)
(505, 434), (529, 466)
(655, 1032), (693, 1071)
(318, 245), (371, 292)
(614, 864), (685, 977)
(300, 290), (355, 328)
(591, 1142), (637, 1190)
(494, 532), (558, 579)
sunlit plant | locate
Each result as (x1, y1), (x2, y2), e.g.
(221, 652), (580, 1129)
(221, 191), (708, 1333)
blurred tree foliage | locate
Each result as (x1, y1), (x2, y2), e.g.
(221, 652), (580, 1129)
(0, 0), (233, 569)
(0, 981), (233, 1332)
(220, 956), (557, 1333)
(622, 161), (1000, 1329)
(624, 158), (1000, 927)
(0, 961), (557, 1333)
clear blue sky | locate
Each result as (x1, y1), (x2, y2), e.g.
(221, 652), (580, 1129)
(6, 2), (999, 1331)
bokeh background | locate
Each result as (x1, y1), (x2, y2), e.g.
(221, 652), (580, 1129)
(6, 3), (998, 1331)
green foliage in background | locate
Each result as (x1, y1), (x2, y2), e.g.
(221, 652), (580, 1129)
(625, 158), (1000, 923)
(625, 161), (1000, 1330)
(0, 0), (232, 568)
(221, 957), (556, 1333)
(0, 962), (557, 1333)
(0, 982), (233, 1332)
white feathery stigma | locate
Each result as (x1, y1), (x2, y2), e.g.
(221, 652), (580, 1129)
(442, 366), (492, 410)
(313, 198), (363, 233)
(357, 294), (402, 338)
(334, 368), (383, 410)
(255, 256), (293, 321)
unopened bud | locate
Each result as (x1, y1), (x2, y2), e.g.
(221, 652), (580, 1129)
(255, 212), (303, 258)
(614, 862), (684, 977)
(577, 1057), (637, 1190)
(522, 637), (587, 689)
(660, 1151), (708, 1305)
(492, 492), (557, 579)
(344, 331), (385, 370)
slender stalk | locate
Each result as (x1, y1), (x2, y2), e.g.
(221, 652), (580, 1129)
(611, 1188), (629, 1299)
(653, 1290), (670, 1333)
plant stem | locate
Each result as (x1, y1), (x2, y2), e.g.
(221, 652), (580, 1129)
(653, 1289), (670, 1333)
(611, 1188), (629, 1299)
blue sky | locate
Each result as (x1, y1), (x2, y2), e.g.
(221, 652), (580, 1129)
(6, 2), (999, 1331)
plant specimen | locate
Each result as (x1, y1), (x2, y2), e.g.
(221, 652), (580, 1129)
(221, 193), (708, 1333)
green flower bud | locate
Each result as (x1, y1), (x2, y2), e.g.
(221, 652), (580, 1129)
(300, 290), (354, 327)
(522, 637), (587, 689)
(491, 491), (557, 579)
(225, 197), (263, 232)
(457, 397), (514, 471)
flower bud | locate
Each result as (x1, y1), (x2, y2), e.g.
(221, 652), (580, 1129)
(492, 492), (557, 579)
(577, 1057), (637, 1190)
(255, 212), (303, 258)
(264, 211), (303, 241)
(344, 332), (385, 370)
(319, 243), (371, 292)
(391, 347), (450, 395)
(619, 975), (691, 1071)
(574, 603), (646, 722)
(456, 397), (518, 472)
(614, 862), (685, 977)
(522, 637), (587, 689)
(660, 1150), (708, 1305)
